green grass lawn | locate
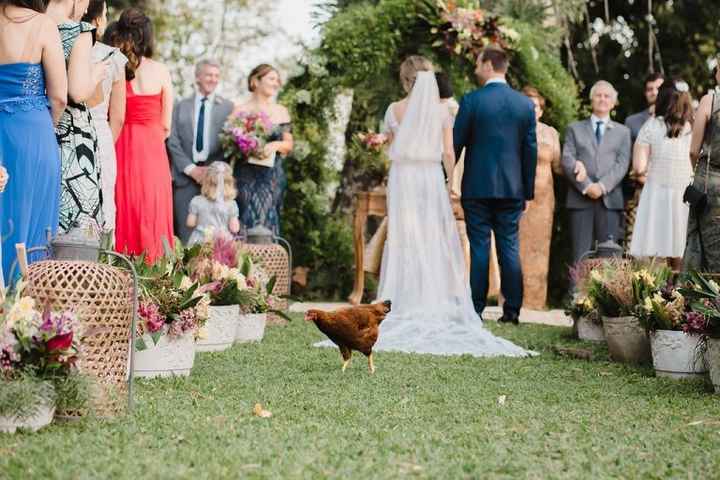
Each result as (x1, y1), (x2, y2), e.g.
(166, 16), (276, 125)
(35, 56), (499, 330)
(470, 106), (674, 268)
(2, 316), (719, 479)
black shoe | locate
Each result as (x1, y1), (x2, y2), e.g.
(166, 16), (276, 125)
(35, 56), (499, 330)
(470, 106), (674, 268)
(498, 314), (519, 325)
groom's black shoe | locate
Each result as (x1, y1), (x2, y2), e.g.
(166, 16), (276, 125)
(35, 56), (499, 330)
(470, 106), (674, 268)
(498, 314), (520, 325)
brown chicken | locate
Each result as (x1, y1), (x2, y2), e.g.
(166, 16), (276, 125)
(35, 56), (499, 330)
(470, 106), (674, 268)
(305, 300), (392, 374)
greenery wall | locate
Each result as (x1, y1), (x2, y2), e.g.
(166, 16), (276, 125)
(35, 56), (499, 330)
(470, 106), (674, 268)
(280, 0), (580, 304)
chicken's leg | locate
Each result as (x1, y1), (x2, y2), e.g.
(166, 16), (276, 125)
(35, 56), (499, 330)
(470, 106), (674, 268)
(368, 352), (375, 374)
(340, 345), (352, 372)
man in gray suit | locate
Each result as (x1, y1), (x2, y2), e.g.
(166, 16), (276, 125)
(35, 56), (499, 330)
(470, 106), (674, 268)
(562, 80), (631, 263)
(167, 59), (234, 243)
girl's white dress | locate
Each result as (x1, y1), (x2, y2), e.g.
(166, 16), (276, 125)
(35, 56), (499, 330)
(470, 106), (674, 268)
(187, 195), (240, 245)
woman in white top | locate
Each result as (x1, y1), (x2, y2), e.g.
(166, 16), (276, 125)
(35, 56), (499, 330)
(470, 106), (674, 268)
(629, 79), (693, 269)
(83, 0), (127, 233)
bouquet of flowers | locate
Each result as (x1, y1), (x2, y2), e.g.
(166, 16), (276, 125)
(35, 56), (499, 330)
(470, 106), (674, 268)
(220, 111), (275, 169)
(184, 232), (254, 308)
(347, 131), (390, 189)
(566, 260), (600, 324)
(0, 288), (88, 421)
(132, 255), (210, 350)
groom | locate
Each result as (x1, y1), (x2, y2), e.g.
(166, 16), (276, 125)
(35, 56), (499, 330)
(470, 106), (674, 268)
(453, 47), (537, 324)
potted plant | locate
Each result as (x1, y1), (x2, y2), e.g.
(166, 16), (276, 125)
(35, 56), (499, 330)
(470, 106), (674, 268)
(678, 272), (720, 392)
(587, 259), (651, 364)
(235, 254), (278, 343)
(635, 275), (706, 379)
(185, 234), (253, 352)
(131, 256), (210, 378)
(0, 292), (86, 433)
(567, 261), (603, 341)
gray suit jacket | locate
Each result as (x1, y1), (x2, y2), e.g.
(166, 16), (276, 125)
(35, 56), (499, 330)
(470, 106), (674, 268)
(561, 118), (631, 210)
(166, 94), (235, 188)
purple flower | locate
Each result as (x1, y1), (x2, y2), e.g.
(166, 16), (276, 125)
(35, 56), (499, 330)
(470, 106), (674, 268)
(683, 311), (708, 335)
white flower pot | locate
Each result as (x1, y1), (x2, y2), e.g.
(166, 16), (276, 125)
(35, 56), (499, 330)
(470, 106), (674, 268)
(577, 316), (605, 342)
(602, 316), (651, 364)
(650, 330), (707, 379)
(235, 313), (266, 343)
(196, 305), (238, 352)
(0, 403), (55, 434)
(706, 338), (720, 393)
(133, 332), (196, 378)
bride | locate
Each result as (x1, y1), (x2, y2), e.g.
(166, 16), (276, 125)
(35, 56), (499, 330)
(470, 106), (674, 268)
(368, 56), (531, 357)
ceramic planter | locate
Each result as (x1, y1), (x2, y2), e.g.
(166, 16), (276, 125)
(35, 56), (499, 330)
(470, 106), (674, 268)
(706, 338), (720, 393)
(576, 316), (605, 342)
(235, 313), (267, 343)
(133, 332), (196, 378)
(649, 330), (706, 379)
(0, 403), (55, 434)
(196, 305), (238, 352)
(602, 316), (651, 364)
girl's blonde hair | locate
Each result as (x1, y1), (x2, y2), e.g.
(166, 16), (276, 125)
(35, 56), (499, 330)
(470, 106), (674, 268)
(399, 55), (434, 93)
(201, 162), (237, 201)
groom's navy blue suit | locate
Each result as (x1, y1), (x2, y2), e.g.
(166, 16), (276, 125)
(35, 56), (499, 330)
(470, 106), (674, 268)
(453, 80), (537, 319)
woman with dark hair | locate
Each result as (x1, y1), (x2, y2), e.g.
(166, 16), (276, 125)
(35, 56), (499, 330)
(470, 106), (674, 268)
(0, 0), (67, 281)
(107, 8), (174, 262)
(46, 0), (108, 232)
(232, 64), (293, 235)
(82, 1), (127, 236)
(630, 79), (693, 269)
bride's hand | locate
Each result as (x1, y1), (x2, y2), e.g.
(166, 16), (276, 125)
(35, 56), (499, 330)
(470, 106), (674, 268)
(263, 142), (278, 159)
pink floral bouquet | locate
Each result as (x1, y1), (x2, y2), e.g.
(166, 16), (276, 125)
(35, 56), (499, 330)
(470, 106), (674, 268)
(220, 111), (275, 169)
(0, 296), (82, 376)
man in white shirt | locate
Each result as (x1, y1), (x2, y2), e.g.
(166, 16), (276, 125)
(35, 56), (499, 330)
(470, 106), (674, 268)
(561, 80), (632, 263)
(167, 59), (234, 243)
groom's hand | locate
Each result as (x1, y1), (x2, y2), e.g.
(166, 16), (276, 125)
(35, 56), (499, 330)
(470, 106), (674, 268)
(585, 183), (603, 200)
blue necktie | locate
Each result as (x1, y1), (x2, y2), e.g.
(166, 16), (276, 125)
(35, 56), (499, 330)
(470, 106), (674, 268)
(595, 120), (604, 145)
(196, 97), (207, 153)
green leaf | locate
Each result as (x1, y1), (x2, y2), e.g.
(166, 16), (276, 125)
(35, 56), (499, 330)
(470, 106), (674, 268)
(135, 336), (147, 351)
(266, 275), (277, 295)
(151, 331), (162, 346)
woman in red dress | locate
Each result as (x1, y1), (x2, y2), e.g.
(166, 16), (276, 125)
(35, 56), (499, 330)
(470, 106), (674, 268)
(107, 8), (174, 262)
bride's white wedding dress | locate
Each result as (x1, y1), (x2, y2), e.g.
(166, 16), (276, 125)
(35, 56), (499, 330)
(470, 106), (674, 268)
(317, 72), (532, 357)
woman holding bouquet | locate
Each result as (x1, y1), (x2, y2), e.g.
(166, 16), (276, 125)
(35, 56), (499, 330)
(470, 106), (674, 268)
(108, 8), (174, 262)
(232, 64), (293, 236)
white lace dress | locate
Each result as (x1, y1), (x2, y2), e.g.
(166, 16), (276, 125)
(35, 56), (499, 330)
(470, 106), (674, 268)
(629, 117), (693, 258)
(316, 73), (533, 357)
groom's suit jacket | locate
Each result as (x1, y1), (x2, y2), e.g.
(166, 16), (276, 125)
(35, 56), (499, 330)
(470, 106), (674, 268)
(166, 93), (234, 242)
(453, 82), (537, 200)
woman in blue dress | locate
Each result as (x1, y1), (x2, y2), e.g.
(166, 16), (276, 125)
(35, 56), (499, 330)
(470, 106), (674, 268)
(0, 0), (67, 283)
(233, 64), (294, 237)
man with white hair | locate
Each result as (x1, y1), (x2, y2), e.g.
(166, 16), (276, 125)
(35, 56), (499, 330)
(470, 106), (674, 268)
(167, 59), (234, 243)
(561, 80), (631, 263)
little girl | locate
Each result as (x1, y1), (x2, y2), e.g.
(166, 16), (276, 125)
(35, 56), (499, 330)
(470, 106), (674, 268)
(186, 161), (241, 245)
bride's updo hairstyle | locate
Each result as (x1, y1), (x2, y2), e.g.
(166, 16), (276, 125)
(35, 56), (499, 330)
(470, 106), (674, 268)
(399, 55), (434, 93)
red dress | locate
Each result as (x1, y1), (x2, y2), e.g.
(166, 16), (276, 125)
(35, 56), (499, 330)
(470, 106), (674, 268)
(114, 81), (174, 262)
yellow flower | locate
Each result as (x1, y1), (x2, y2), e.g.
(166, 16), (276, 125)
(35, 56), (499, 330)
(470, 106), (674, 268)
(7, 296), (38, 329)
(590, 270), (602, 282)
(709, 280), (720, 292)
(196, 326), (208, 340)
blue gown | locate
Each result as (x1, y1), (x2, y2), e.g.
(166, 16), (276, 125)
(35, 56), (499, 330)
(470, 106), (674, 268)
(0, 63), (61, 282)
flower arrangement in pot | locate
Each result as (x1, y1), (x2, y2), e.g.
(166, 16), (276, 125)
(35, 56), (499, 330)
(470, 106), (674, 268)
(235, 252), (287, 343)
(678, 272), (720, 391)
(131, 254), (210, 378)
(634, 268), (706, 379)
(184, 233), (254, 352)
(586, 259), (651, 364)
(566, 261), (603, 342)
(0, 288), (88, 433)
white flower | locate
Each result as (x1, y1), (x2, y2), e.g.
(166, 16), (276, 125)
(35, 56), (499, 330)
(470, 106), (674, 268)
(180, 276), (193, 291)
(498, 25), (520, 41)
(295, 89), (312, 105)
(7, 297), (38, 330)
(229, 269), (247, 290)
(196, 326), (208, 340)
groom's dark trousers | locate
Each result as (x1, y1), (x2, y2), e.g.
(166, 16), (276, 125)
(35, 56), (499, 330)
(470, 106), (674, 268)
(453, 81), (537, 319)
(462, 198), (524, 317)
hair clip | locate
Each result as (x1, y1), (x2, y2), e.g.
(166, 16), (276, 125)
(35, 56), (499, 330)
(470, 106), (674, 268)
(675, 81), (689, 93)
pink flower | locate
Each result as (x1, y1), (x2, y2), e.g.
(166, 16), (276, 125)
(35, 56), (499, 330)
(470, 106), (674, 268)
(138, 301), (164, 333)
